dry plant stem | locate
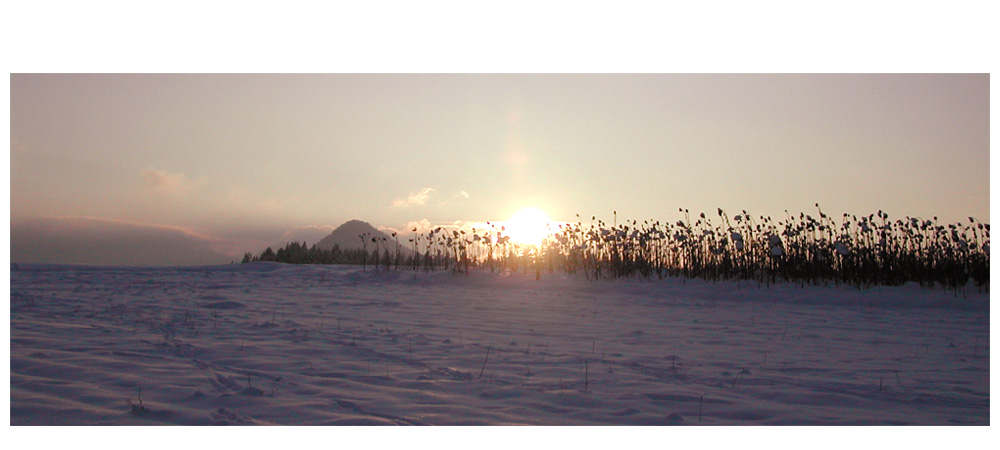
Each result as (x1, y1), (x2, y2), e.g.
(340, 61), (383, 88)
(478, 343), (493, 379)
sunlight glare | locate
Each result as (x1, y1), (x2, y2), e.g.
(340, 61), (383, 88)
(504, 208), (552, 247)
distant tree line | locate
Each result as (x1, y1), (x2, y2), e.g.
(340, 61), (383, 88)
(242, 242), (373, 266)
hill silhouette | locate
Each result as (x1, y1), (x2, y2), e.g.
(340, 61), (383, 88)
(243, 219), (408, 265)
(314, 219), (399, 252)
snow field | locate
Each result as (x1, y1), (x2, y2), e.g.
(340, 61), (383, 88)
(9, 263), (989, 428)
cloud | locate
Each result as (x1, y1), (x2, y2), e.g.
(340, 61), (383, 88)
(10, 216), (234, 266)
(10, 137), (29, 155)
(140, 169), (205, 193)
(402, 219), (434, 234)
(419, 190), (473, 211)
(392, 187), (435, 208)
(390, 218), (493, 237)
(216, 186), (292, 217)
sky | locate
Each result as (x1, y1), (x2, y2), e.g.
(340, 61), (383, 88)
(5, 1), (995, 267)
(8, 73), (990, 265)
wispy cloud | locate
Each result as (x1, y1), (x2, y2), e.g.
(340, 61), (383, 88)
(10, 137), (29, 155)
(389, 218), (490, 237)
(403, 218), (434, 234)
(393, 187), (435, 208)
(140, 169), (205, 194)
(216, 186), (294, 216)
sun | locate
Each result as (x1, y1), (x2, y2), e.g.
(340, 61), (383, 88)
(503, 208), (553, 247)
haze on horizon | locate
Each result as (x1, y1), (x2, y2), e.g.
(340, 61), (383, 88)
(10, 74), (990, 265)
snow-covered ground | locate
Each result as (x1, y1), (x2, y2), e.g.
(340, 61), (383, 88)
(9, 263), (989, 430)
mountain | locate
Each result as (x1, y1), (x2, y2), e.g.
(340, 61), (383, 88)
(314, 219), (402, 252)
